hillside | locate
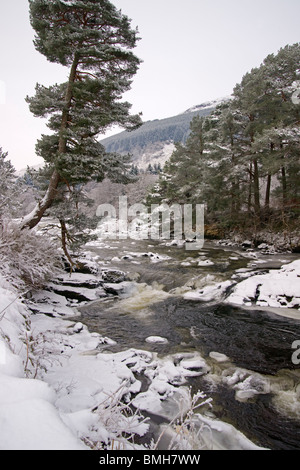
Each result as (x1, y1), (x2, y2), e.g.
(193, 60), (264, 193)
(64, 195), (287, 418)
(16, 97), (230, 218)
(100, 97), (230, 169)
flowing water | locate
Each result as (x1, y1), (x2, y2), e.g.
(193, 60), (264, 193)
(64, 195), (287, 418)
(79, 238), (300, 450)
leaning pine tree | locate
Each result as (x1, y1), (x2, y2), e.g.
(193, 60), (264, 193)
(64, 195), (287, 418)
(21, 0), (142, 231)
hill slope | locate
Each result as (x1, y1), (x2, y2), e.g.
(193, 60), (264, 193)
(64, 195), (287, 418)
(100, 97), (229, 169)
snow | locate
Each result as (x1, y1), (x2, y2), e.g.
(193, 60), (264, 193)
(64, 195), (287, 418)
(191, 415), (266, 451)
(120, 251), (172, 263)
(182, 258), (300, 313)
(0, 389), (87, 450)
(197, 259), (215, 266)
(182, 96), (232, 115)
(131, 353), (210, 419)
(209, 351), (230, 363)
(0, 274), (148, 450)
(226, 259), (300, 312)
(145, 336), (169, 344)
(221, 367), (270, 402)
(137, 142), (176, 171)
(183, 280), (234, 302)
(0, 277), (87, 450)
(0, 251), (280, 450)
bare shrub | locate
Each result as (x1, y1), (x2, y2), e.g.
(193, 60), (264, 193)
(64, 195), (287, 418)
(0, 219), (63, 289)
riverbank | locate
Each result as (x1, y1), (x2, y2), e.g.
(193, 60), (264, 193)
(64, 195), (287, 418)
(0, 238), (299, 450)
(213, 227), (300, 254)
(0, 266), (263, 450)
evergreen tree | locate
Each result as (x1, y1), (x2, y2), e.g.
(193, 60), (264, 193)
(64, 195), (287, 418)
(0, 148), (22, 218)
(147, 163), (153, 174)
(22, 0), (142, 230)
(149, 43), (300, 235)
(232, 43), (300, 220)
(161, 115), (206, 205)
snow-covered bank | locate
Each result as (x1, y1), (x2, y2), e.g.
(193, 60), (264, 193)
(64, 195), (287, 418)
(0, 270), (154, 450)
(0, 265), (266, 450)
(4, 234), (299, 450)
(215, 229), (300, 254)
(0, 276), (86, 450)
(177, 253), (300, 319)
(226, 259), (300, 314)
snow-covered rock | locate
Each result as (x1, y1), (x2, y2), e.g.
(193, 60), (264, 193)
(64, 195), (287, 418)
(226, 259), (300, 311)
(145, 336), (169, 344)
(209, 351), (230, 363)
(183, 279), (234, 302)
(0, 274), (151, 450)
(0, 251), (274, 450)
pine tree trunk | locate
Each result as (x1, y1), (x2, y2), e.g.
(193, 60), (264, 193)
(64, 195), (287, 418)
(21, 54), (79, 230)
(248, 162), (253, 214)
(230, 152), (236, 217)
(231, 181), (235, 216)
(253, 158), (261, 220)
(281, 165), (287, 206)
(60, 219), (77, 268)
(235, 179), (241, 213)
(20, 169), (61, 230)
(265, 174), (271, 210)
(58, 53), (79, 154)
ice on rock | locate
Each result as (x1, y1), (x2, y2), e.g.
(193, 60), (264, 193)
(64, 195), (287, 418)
(131, 352), (210, 420)
(73, 322), (84, 333)
(209, 351), (230, 363)
(193, 415), (266, 450)
(180, 357), (210, 375)
(226, 259), (300, 311)
(183, 280), (234, 302)
(132, 386), (191, 421)
(197, 259), (215, 266)
(221, 367), (270, 402)
(116, 348), (153, 374)
(145, 336), (169, 344)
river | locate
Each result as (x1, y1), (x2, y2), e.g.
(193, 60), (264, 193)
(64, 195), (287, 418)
(78, 237), (300, 450)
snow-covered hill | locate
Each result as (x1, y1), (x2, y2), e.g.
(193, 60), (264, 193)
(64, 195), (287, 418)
(100, 97), (231, 169)
(181, 96), (232, 114)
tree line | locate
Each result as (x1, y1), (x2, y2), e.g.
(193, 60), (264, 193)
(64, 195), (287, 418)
(147, 44), (300, 239)
(101, 108), (213, 155)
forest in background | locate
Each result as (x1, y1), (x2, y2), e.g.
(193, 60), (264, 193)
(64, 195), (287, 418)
(146, 44), (300, 249)
(100, 102), (217, 156)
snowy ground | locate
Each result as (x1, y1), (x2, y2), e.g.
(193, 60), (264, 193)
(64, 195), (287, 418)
(1, 237), (299, 450)
(0, 265), (269, 451)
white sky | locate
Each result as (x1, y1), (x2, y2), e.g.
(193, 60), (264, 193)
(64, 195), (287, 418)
(0, 0), (300, 170)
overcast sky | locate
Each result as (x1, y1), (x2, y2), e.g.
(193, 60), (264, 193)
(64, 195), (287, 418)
(0, 0), (300, 170)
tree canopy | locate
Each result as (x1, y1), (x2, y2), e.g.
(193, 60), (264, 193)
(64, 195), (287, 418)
(148, 44), (300, 239)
